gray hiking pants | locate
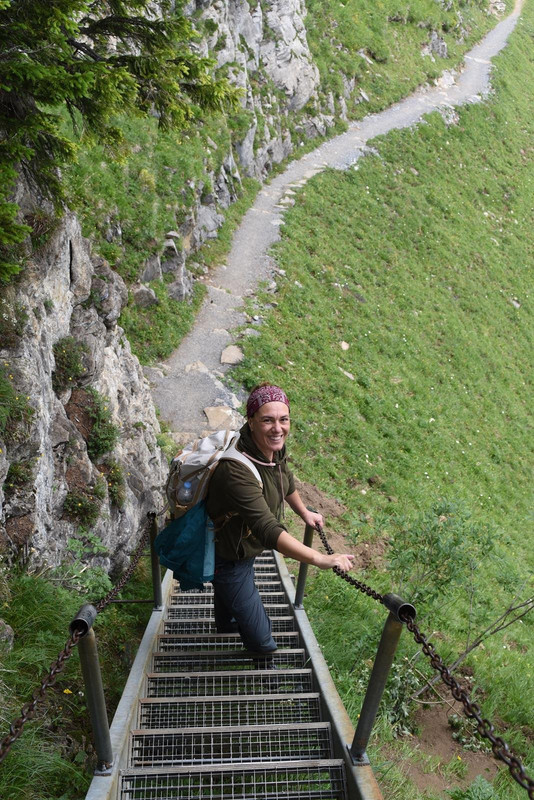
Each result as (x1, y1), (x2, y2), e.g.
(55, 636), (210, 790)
(212, 555), (277, 654)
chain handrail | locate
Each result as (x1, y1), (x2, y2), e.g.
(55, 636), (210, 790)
(0, 628), (81, 764)
(0, 523), (150, 764)
(403, 615), (534, 798)
(94, 526), (149, 612)
(316, 524), (534, 798)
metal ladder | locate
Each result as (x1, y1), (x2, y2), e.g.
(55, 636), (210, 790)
(118, 552), (353, 799)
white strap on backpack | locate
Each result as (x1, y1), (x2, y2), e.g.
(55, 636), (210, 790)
(221, 436), (263, 489)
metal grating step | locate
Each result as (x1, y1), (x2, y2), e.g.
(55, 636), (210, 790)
(166, 602), (292, 618)
(138, 694), (322, 729)
(144, 669), (314, 698)
(152, 648), (307, 673)
(129, 722), (333, 767)
(119, 760), (348, 800)
(169, 589), (287, 605)
(162, 616), (296, 635)
(156, 632), (300, 651)
(171, 582), (285, 596)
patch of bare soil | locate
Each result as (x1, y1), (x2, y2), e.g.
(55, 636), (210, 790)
(3, 514), (35, 548)
(387, 700), (499, 797)
(294, 479), (346, 519)
(291, 480), (387, 568)
(65, 388), (93, 441)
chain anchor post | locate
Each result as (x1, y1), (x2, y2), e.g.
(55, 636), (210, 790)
(349, 593), (416, 765)
(294, 514), (317, 609)
(149, 513), (163, 610)
(70, 605), (113, 775)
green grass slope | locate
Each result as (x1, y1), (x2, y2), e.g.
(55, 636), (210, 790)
(305, 0), (505, 118)
(234, 4), (534, 798)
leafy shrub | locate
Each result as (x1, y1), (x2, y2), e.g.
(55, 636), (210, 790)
(52, 337), (87, 393)
(0, 297), (28, 348)
(353, 656), (421, 736)
(103, 459), (126, 508)
(448, 714), (492, 753)
(447, 775), (496, 800)
(62, 482), (105, 527)
(0, 368), (33, 439)
(3, 458), (34, 497)
(388, 500), (495, 606)
(86, 389), (119, 459)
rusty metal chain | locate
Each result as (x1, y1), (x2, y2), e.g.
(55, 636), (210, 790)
(94, 525), (149, 612)
(0, 522), (151, 765)
(316, 524), (534, 797)
(402, 615), (534, 798)
(316, 525), (385, 605)
(0, 628), (82, 764)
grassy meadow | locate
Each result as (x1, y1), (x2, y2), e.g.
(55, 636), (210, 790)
(305, 0), (504, 118)
(233, 4), (534, 798)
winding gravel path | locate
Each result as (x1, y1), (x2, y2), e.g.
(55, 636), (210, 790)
(150, 1), (523, 437)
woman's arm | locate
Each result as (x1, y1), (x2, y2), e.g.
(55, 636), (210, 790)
(285, 490), (324, 531)
(276, 530), (355, 573)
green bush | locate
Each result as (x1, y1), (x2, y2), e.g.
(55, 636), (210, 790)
(52, 337), (87, 393)
(0, 0), (238, 285)
(0, 367), (33, 440)
(0, 297), (28, 348)
(62, 486), (104, 527)
(103, 459), (127, 508)
(388, 500), (495, 607)
(447, 776), (497, 800)
(86, 389), (119, 460)
(2, 459), (34, 498)
(0, 559), (153, 799)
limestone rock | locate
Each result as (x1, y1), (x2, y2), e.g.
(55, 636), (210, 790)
(167, 273), (194, 302)
(0, 620), (14, 652)
(132, 285), (159, 308)
(221, 345), (244, 365)
(141, 254), (162, 282)
(170, 432), (196, 450)
(203, 406), (244, 430)
(185, 361), (210, 374)
(161, 239), (185, 274)
(90, 261), (128, 327)
(0, 201), (167, 571)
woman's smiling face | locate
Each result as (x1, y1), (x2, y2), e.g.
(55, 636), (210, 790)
(249, 401), (290, 461)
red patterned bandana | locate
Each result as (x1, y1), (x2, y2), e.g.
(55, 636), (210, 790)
(246, 385), (290, 418)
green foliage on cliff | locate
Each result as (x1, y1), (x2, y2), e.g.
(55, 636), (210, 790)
(0, 0), (238, 281)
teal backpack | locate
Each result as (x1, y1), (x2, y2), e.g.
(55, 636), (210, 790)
(155, 430), (262, 590)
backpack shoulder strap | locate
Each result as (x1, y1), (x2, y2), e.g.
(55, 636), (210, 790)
(221, 436), (263, 489)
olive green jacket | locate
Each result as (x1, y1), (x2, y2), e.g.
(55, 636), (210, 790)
(205, 423), (295, 560)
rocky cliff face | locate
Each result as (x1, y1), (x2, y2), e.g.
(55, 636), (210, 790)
(0, 190), (167, 572)
(192, 0), (323, 178)
(126, 0), (329, 303)
(1, 0), (326, 570)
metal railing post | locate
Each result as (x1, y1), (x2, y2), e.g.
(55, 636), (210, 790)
(149, 513), (163, 610)
(349, 593), (416, 765)
(294, 522), (316, 609)
(70, 605), (113, 775)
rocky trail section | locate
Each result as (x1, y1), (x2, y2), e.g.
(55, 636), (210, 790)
(150, 1), (523, 441)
